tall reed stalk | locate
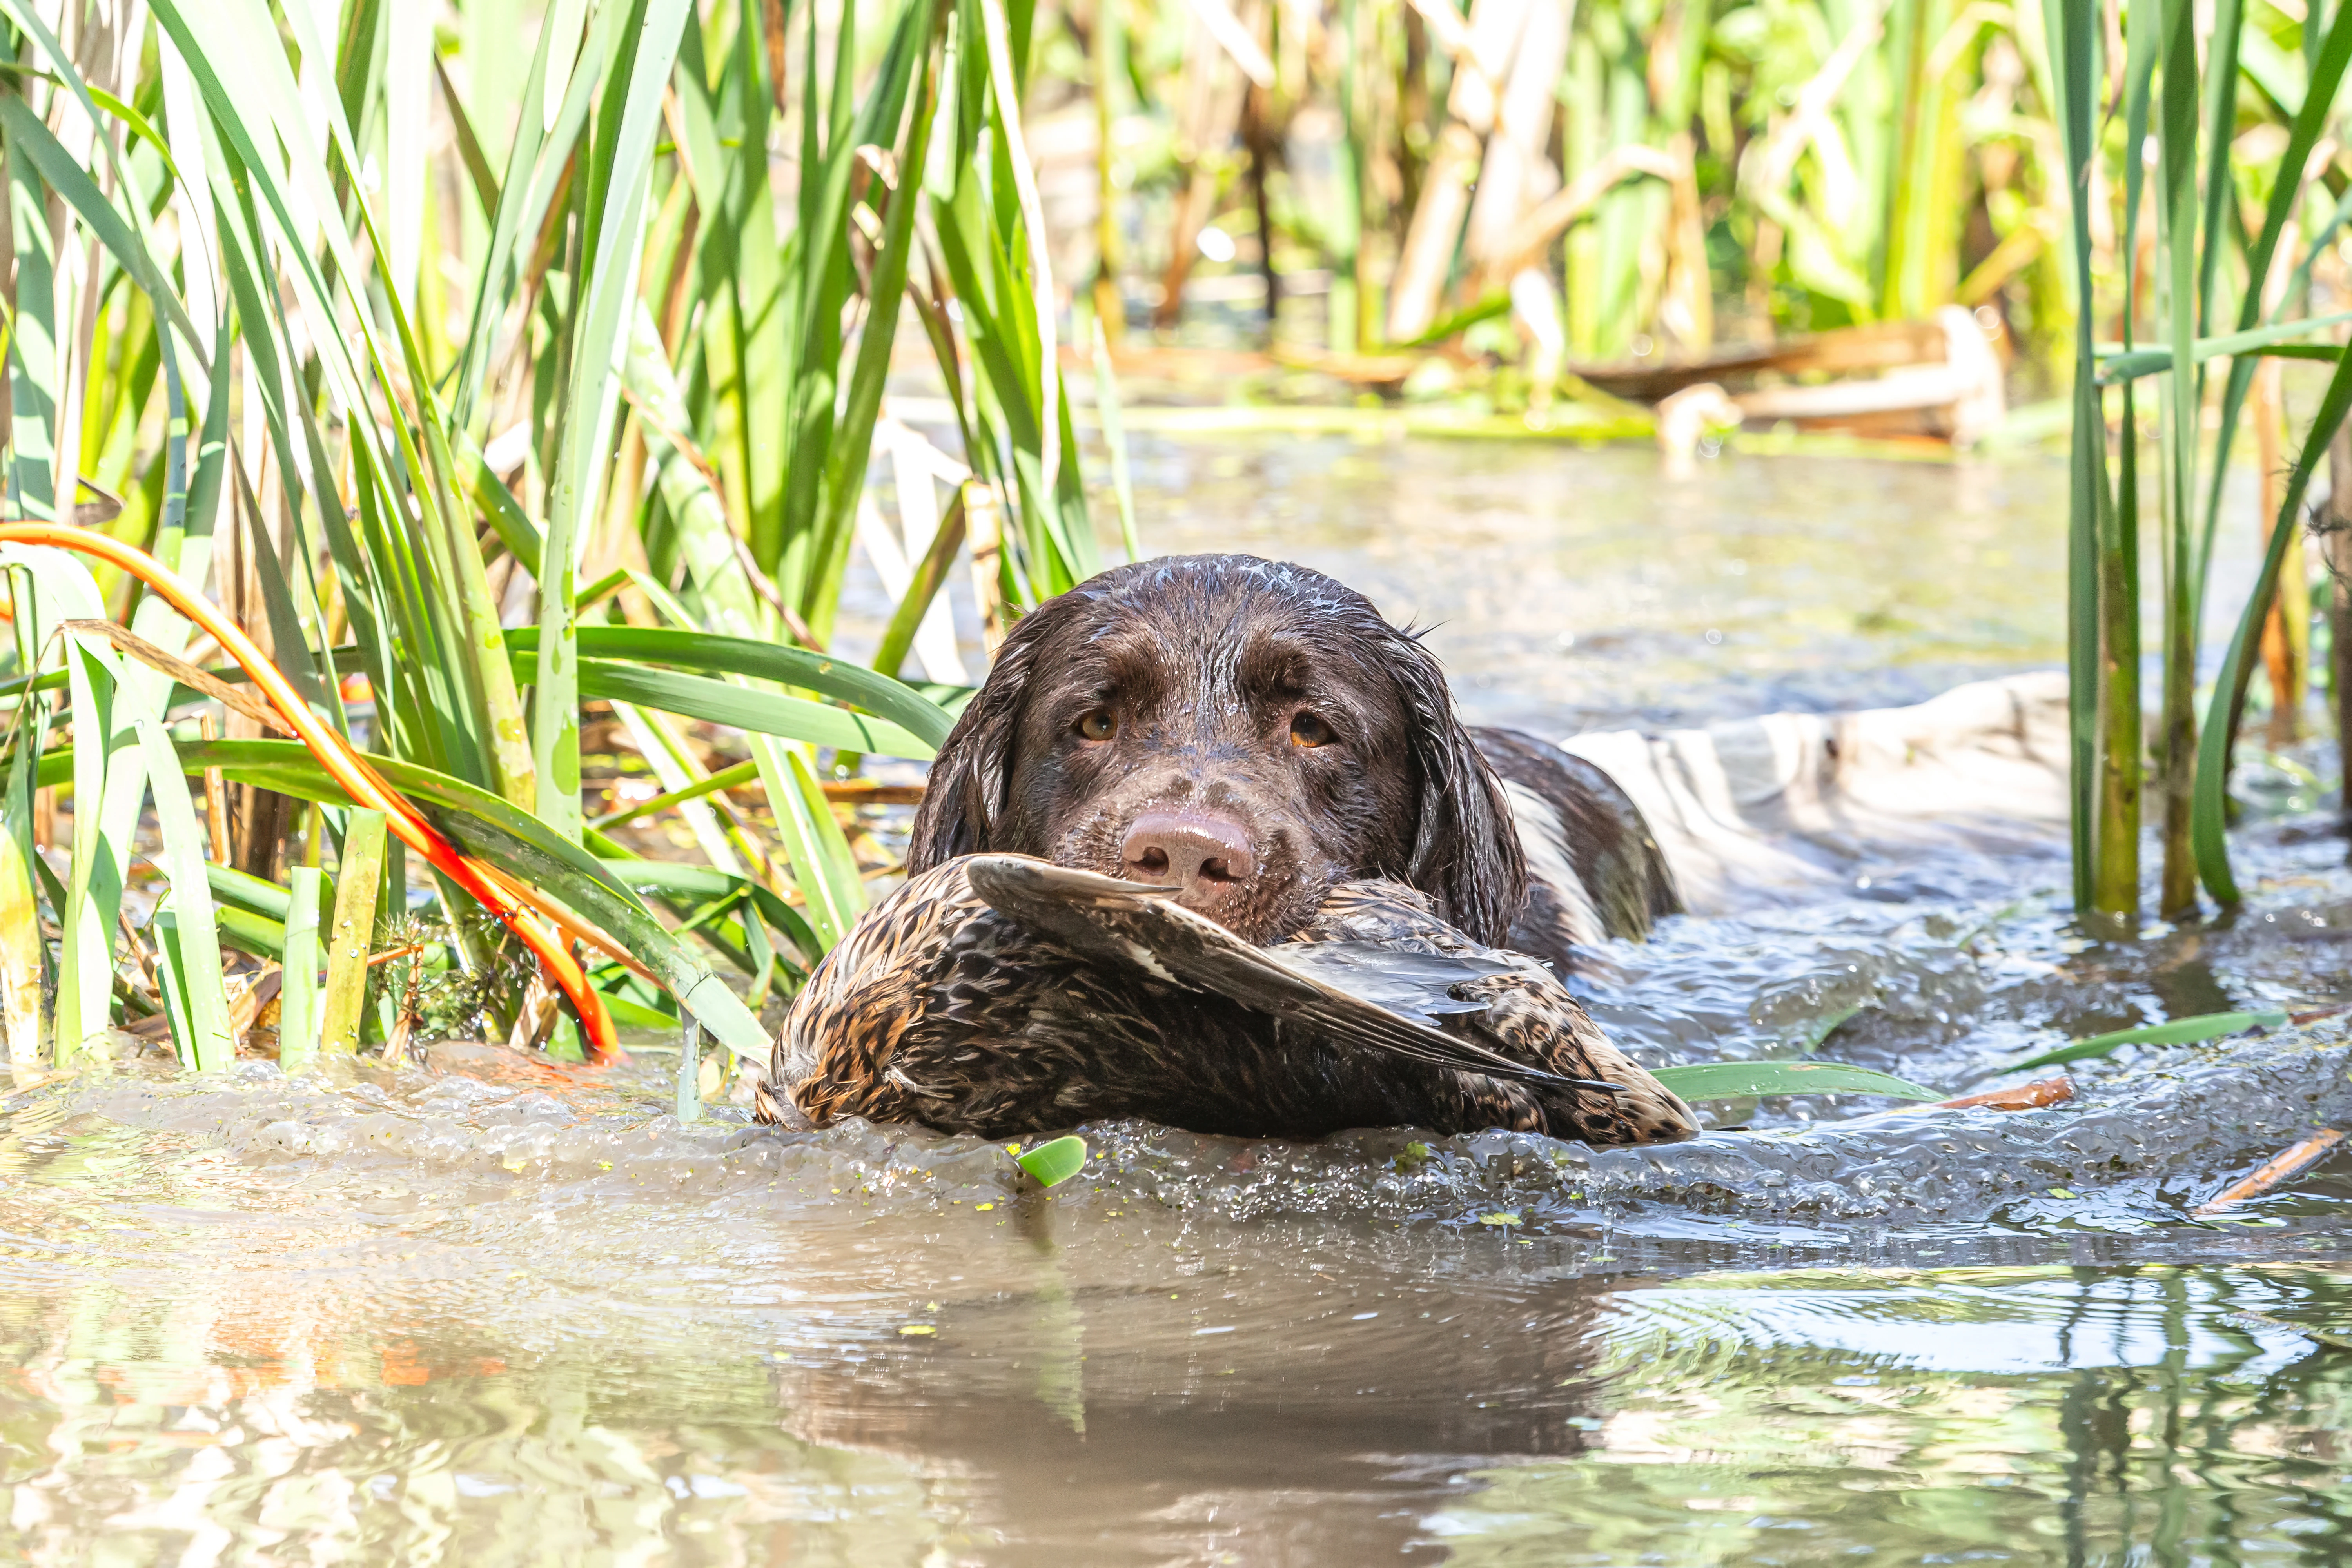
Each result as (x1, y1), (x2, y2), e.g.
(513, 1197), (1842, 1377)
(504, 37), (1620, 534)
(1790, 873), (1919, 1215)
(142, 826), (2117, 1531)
(2053, 0), (2352, 931)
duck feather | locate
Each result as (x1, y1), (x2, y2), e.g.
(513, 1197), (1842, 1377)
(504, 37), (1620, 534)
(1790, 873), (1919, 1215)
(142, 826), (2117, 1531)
(963, 855), (1621, 1093)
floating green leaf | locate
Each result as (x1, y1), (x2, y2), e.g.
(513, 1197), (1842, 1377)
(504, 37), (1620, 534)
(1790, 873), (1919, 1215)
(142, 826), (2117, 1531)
(1649, 1061), (1940, 1103)
(1013, 1135), (1089, 1188)
(2012, 1010), (2290, 1070)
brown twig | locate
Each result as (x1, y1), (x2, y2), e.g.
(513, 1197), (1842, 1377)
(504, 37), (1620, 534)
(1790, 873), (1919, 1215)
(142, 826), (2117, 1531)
(2196, 1130), (2344, 1215)
(819, 780), (927, 805)
(227, 967), (283, 1051)
(1937, 1076), (2077, 1111)
(1859, 1074), (2077, 1120)
(58, 619), (292, 734)
(965, 481), (1008, 655)
(724, 528), (827, 653)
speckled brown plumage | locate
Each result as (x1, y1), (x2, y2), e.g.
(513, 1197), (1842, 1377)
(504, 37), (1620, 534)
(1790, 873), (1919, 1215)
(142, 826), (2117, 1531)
(756, 855), (1696, 1145)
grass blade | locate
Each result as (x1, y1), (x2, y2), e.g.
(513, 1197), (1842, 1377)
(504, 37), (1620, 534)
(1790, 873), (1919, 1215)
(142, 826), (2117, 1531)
(279, 865), (323, 1071)
(2013, 1009), (2291, 1069)
(504, 625), (955, 746)
(2192, 342), (2352, 901)
(136, 718), (232, 1071)
(319, 809), (389, 1054)
(0, 608), (51, 1070)
(753, 740), (867, 950)
(2194, 0), (2352, 613)
(1647, 1061), (1940, 1103)
(151, 739), (770, 1060)
(532, 0), (693, 837)
(508, 647), (937, 758)
(873, 485), (970, 680)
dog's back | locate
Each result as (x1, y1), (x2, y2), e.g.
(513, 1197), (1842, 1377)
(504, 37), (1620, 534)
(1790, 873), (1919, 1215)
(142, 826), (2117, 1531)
(1474, 728), (1681, 971)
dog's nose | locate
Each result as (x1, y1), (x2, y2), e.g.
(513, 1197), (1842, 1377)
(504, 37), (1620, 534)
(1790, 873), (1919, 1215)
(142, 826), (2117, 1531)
(1120, 811), (1257, 904)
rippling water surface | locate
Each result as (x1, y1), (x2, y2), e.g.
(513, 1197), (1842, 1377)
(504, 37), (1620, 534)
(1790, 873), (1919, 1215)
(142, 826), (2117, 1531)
(8, 440), (2352, 1564)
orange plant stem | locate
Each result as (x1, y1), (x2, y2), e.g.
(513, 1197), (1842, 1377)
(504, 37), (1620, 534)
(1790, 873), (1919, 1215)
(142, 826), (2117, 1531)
(0, 524), (617, 1059)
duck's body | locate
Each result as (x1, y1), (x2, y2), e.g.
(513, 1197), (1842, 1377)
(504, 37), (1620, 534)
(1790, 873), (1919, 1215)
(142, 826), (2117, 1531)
(757, 857), (1695, 1145)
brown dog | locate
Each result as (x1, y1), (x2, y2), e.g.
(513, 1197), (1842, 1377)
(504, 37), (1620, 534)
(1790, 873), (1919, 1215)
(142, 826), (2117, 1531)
(758, 554), (1693, 1142)
(910, 553), (1675, 964)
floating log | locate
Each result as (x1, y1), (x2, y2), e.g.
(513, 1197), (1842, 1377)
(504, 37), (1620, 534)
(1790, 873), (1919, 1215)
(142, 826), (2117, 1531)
(1583, 307), (2007, 446)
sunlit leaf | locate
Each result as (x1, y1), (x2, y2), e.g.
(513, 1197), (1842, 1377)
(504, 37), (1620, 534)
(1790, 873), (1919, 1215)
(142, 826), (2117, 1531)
(2012, 1011), (2290, 1071)
(1013, 1135), (1089, 1187)
(1648, 1061), (1940, 1103)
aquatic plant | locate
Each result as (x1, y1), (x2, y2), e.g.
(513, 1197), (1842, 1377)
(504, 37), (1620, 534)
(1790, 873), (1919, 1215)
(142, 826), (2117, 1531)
(2049, 0), (2352, 930)
(0, 0), (1087, 1071)
(12, 0), (2352, 1076)
(2013, 1007), (2297, 1069)
(1649, 1059), (1937, 1102)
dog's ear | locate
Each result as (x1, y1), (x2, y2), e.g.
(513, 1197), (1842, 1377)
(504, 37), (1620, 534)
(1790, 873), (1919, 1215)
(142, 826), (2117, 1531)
(906, 606), (1053, 871)
(1388, 633), (1527, 945)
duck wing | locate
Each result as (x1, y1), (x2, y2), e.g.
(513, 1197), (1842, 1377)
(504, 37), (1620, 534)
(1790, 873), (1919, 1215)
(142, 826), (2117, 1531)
(1273, 940), (1510, 1023)
(964, 855), (1621, 1093)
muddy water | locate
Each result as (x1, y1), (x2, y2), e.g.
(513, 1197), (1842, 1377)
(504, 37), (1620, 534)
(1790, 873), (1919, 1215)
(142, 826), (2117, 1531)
(9, 442), (2352, 1565)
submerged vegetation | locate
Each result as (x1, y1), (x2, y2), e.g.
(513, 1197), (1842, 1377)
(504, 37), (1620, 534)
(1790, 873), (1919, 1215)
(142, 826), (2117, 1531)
(3, 0), (2352, 1077)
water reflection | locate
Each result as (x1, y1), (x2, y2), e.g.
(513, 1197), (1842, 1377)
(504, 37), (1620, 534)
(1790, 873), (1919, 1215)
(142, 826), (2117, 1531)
(1430, 1267), (2352, 1566)
(5, 1177), (2349, 1566)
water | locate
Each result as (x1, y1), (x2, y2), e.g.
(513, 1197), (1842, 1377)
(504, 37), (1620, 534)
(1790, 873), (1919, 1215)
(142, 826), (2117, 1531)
(8, 440), (2352, 1565)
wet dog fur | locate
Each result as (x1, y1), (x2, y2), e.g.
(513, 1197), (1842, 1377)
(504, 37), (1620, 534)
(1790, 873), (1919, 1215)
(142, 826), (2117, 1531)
(908, 553), (1676, 962)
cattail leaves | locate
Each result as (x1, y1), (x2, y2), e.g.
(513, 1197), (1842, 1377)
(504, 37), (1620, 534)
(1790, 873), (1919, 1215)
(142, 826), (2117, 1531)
(0, 0), (1079, 1073)
(534, 0), (691, 841)
(319, 810), (387, 1056)
(2012, 1009), (2292, 1070)
(2192, 343), (2352, 904)
(0, 590), (47, 1072)
(135, 718), (229, 1070)
(2052, 0), (2352, 922)
(505, 626), (956, 750)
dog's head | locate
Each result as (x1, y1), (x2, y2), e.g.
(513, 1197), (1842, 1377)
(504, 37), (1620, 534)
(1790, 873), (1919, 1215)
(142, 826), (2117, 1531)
(908, 554), (1526, 944)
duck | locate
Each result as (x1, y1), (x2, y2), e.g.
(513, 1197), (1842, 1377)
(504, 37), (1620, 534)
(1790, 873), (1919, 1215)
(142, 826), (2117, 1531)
(754, 854), (1697, 1145)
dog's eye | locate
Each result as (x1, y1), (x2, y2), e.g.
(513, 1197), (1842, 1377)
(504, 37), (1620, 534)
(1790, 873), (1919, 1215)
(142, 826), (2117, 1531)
(1289, 711), (1338, 748)
(1075, 708), (1118, 742)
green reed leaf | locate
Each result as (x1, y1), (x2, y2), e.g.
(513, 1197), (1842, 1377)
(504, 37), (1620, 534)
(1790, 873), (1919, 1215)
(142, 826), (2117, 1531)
(2192, 331), (2352, 904)
(504, 626), (954, 748)
(136, 719), (232, 1071)
(1649, 1061), (1940, 1103)
(2013, 1009), (2291, 1070)
(510, 652), (936, 759)
(158, 739), (768, 1063)
(279, 867), (325, 1071)
(754, 740), (868, 953)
